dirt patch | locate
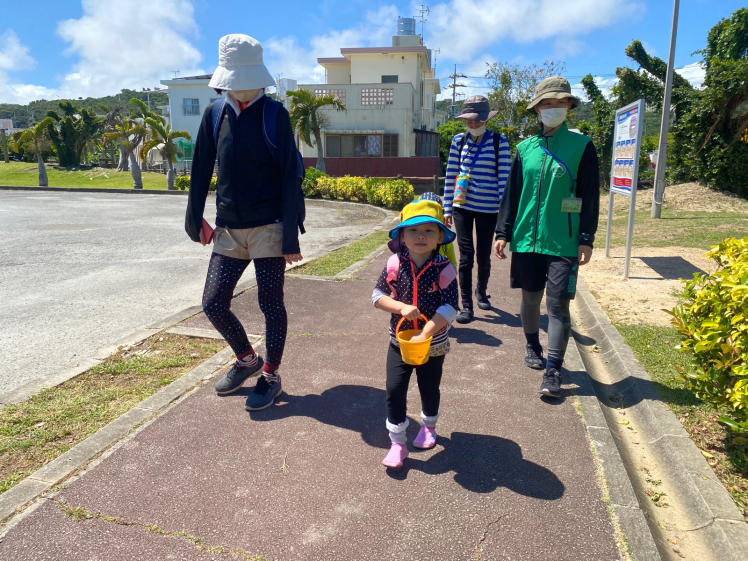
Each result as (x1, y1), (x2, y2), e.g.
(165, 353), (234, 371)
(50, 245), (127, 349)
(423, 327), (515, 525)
(584, 183), (745, 326)
(582, 246), (715, 327)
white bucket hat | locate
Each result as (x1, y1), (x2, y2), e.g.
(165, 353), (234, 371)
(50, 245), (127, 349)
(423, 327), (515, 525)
(208, 34), (276, 91)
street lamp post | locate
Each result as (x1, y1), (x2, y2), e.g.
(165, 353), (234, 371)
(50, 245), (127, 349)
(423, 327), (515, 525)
(651, 0), (680, 219)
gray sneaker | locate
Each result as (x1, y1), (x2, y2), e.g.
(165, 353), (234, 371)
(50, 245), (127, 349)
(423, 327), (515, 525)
(245, 374), (282, 411)
(524, 345), (544, 370)
(539, 369), (562, 398)
(214, 357), (263, 396)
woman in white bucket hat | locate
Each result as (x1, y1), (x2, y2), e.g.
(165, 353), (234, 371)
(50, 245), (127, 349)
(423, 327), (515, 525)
(186, 34), (305, 412)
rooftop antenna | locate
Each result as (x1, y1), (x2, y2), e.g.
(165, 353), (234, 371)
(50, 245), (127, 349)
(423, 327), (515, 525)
(417, 4), (430, 40)
(432, 48), (440, 72)
(171, 70), (180, 78)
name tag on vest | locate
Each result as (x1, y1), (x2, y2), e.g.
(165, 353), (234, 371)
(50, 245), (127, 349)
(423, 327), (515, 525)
(561, 197), (582, 213)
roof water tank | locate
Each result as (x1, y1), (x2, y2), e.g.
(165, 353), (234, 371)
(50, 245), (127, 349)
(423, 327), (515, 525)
(398, 17), (416, 36)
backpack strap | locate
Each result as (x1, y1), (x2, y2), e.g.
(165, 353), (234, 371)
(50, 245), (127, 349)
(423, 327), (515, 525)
(210, 98), (226, 146)
(492, 131), (500, 174)
(386, 254), (401, 301)
(262, 97), (280, 151)
(457, 133), (468, 166)
(438, 259), (457, 289)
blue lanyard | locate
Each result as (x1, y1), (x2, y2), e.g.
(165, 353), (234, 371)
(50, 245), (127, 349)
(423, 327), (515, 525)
(539, 144), (576, 194)
(461, 131), (491, 173)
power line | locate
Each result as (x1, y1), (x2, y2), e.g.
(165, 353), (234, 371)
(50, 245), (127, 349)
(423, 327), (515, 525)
(445, 64), (468, 117)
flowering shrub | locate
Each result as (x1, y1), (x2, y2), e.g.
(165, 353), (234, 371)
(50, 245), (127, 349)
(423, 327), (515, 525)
(671, 237), (748, 447)
(302, 168), (414, 210)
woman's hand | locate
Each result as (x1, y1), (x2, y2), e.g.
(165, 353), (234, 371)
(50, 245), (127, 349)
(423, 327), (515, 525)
(494, 239), (507, 259)
(284, 253), (303, 265)
(399, 304), (420, 320)
(445, 215), (453, 228)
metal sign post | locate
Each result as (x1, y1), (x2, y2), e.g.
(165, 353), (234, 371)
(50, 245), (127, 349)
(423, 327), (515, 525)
(605, 98), (645, 279)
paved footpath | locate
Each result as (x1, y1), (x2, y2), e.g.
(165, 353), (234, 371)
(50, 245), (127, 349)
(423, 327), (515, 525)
(0, 252), (628, 560)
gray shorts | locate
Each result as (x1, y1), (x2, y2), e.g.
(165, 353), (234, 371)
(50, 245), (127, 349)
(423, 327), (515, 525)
(212, 222), (283, 261)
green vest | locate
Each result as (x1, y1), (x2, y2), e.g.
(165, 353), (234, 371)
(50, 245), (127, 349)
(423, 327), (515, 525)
(512, 123), (591, 257)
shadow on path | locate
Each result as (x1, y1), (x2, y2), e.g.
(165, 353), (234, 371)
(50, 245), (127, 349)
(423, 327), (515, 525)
(248, 384), (564, 500)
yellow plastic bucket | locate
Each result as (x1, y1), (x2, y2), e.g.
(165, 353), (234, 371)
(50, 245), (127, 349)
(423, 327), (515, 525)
(395, 314), (432, 366)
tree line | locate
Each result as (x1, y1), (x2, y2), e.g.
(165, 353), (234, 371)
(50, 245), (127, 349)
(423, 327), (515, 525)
(437, 8), (747, 197)
(2, 96), (190, 190)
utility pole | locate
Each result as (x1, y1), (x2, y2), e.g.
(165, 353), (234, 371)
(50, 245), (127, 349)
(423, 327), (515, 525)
(446, 64), (467, 118)
(651, 0), (680, 218)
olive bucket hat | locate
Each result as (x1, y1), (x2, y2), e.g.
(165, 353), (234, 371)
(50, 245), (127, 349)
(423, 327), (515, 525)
(527, 76), (580, 110)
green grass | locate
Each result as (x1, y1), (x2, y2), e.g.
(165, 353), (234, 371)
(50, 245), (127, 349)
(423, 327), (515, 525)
(0, 333), (224, 494)
(0, 161), (174, 189)
(614, 323), (703, 410)
(291, 230), (389, 276)
(602, 207), (748, 249)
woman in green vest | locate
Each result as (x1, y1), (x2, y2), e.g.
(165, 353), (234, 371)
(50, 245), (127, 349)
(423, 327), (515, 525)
(494, 76), (600, 398)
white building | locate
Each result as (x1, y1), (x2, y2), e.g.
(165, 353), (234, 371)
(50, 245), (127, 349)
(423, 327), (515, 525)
(297, 17), (446, 176)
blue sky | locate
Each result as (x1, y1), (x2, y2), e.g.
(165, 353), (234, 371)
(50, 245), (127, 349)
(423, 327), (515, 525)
(0, 0), (744, 106)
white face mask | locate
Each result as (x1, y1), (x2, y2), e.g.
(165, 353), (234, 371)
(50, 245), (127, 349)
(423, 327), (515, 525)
(467, 124), (487, 138)
(538, 107), (568, 129)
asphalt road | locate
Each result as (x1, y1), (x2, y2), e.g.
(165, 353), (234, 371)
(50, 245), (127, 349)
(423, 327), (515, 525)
(0, 190), (390, 397)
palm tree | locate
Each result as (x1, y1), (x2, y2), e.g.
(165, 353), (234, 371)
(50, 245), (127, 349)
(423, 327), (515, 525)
(18, 117), (55, 186)
(103, 116), (147, 189)
(140, 118), (191, 190)
(287, 89), (345, 172)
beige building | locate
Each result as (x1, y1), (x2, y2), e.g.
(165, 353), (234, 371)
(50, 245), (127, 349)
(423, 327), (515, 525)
(297, 18), (446, 176)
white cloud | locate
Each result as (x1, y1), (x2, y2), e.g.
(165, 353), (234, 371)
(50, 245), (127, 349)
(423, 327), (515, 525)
(1, 0), (204, 105)
(0, 30), (36, 72)
(426, 0), (645, 62)
(265, 5), (400, 85)
(676, 62), (705, 89)
(56, 0), (203, 97)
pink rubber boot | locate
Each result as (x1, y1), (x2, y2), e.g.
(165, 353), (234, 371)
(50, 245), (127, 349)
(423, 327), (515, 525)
(413, 425), (437, 449)
(381, 443), (408, 468)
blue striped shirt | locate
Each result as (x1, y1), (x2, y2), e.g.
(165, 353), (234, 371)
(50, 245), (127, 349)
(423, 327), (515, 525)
(443, 130), (511, 215)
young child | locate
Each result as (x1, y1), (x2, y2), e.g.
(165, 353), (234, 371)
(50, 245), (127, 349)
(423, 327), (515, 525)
(418, 192), (457, 268)
(372, 200), (459, 468)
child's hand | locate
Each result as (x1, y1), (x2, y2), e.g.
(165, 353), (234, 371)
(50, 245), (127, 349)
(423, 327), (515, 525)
(399, 304), (420, 320)
(409, 331), (429, 342)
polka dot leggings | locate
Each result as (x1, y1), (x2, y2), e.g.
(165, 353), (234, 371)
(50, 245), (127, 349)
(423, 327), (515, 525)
(202, 253), (287, 369)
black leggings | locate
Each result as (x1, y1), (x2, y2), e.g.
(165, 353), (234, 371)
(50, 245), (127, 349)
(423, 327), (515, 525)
(452, 207), (498, 308)
(385, 343), (444, 425)
(202, 253), (287, 368)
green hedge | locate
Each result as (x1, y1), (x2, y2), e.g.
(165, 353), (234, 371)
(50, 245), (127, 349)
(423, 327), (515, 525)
(174, 175), (216, 191)
(301, 168), (414, 210)
(671, 237), (748, 449)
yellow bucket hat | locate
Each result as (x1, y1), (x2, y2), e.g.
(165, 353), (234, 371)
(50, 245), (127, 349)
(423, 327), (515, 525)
(388, 200), (456, 244)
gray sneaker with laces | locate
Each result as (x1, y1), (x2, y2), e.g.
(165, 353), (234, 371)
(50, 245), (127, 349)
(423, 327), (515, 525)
(524, 345), (544, 370)
(539, 369), (562, 398)
(245, 374), (282, 411)
(214, 357), (263, 395)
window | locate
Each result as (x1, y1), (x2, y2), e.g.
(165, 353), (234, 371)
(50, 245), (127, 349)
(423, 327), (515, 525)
(326, 135), (340, 157)
(415, 131), (438, 157)
(383, 134), (398, 157)
(361, 88), (394, 106)
(314, 88), (346, 103)
(325, 133), (398, 157)
(182, 98), (200, 116)
(381, 75), (398, 83)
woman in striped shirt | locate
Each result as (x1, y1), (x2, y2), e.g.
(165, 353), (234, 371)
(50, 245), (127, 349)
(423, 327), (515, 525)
(444, 96), (511, 323)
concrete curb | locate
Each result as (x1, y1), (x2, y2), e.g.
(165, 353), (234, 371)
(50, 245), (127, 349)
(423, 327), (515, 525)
(0, 185), (189, 195)
(565, 339), (662, 561)
(572, 278), (748, 561)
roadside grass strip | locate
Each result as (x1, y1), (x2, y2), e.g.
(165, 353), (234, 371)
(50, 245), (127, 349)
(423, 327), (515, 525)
(0, 333), (224, 494)
(616, 323), (747, 519)
(290, 229), (389, 277)
(0, 161), (174, 189)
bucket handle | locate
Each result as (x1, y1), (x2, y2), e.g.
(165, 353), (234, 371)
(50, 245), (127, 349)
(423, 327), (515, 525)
(395, 313), (429, 337)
